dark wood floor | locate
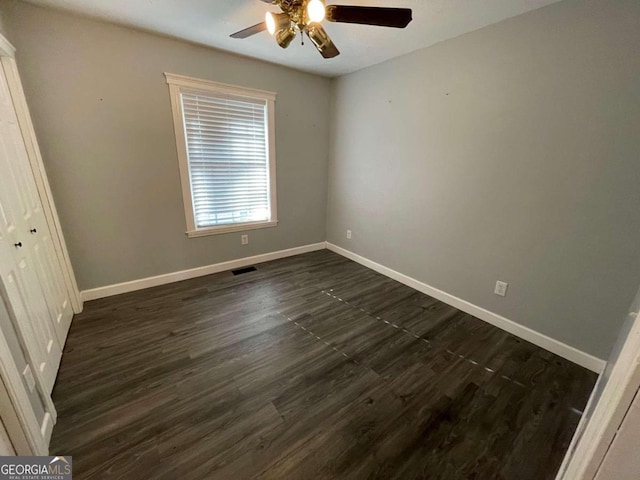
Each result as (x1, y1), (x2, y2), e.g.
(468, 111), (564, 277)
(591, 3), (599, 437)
(51, 250), (597, 479)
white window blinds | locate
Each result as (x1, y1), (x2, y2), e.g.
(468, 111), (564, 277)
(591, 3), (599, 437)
(181, 92), (271, 229)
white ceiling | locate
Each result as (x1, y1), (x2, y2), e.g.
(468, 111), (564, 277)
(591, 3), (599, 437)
(23, 0), (562, 77)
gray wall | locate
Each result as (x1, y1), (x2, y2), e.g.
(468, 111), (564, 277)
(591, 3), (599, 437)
(0, 8), (7, 37)
(1, 1), (331, 290)
(327, 0), (640, 359)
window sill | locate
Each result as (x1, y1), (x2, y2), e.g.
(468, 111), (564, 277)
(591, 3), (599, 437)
(186, 220), (278, 238)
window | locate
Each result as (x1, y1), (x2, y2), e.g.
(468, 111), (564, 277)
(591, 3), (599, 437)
(165, 73), (277, 237)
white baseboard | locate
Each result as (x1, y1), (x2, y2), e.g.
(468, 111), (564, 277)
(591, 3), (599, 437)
(81, 242), (326, 302)
(326, 242), (606, 374)
(80, 240), (605, 373)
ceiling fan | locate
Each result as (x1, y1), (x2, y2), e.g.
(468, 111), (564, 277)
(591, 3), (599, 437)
(230, 0), (412, 59)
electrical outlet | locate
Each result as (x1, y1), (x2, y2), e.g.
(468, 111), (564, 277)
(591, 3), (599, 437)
(23, 364), (35, 392)
(494, 281), (508, 297)
(346, 230), (352, 240)
(241, 234), (249, 245)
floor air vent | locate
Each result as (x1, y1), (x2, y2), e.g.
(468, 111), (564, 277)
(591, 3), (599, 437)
(232, 266), (257, 276)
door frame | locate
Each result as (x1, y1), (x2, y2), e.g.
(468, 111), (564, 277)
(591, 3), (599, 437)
(556, 293), (640, 479)
(0, 34), (82, 314)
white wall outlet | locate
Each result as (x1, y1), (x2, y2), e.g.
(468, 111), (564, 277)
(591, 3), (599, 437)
(346, 229), (352, 240)
(241, 234), (249, 245)
(23, 364), (35, 392)
(494, 281), (508, 297)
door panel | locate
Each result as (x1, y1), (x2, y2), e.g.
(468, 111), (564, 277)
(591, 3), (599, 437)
(5, 123), (35, 225)
(0, 125), (19, 239)
(0, 69), (33, 227)
(1, 262), (60, 393)
(32, 235), (72, 345)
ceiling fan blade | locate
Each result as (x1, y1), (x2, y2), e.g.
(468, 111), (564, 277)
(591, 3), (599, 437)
(230, 22), (267, 39)
(307, 23), (340, 59)
(326, 5), (412, 28)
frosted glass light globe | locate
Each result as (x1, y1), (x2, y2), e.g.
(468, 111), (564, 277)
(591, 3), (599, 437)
(307, 0), (326, 23)
(266, 11), (276, 35)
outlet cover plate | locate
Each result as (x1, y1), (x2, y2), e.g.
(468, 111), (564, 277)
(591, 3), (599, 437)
(494, 281), (508, 297)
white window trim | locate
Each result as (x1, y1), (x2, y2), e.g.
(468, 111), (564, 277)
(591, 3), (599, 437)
(165, 73), (278, 238)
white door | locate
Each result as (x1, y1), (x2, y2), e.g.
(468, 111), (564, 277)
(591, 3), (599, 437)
(0, 59), (68, 393)
(0, 60), (72, 346)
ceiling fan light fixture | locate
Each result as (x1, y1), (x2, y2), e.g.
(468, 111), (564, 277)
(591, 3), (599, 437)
(307, 0), (326, 24)
(265, 11), (289, 35)
(307, 23), (328, 49)
(275, 27), (297, 49)
(230, 1), (413, 60)
(307, 23), (332, 52)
